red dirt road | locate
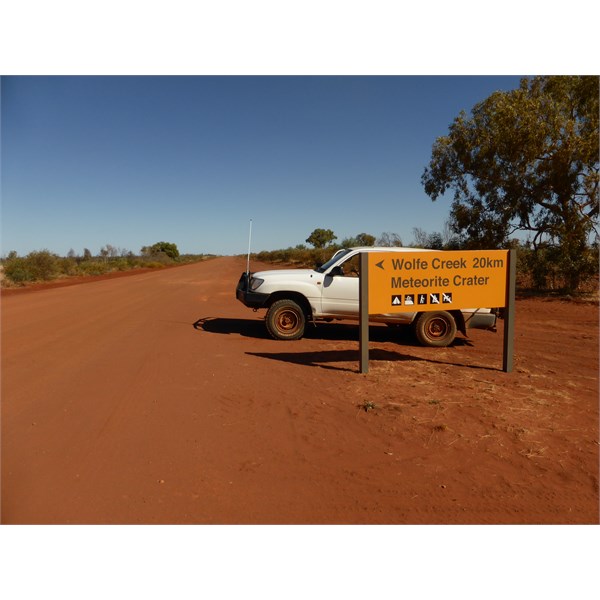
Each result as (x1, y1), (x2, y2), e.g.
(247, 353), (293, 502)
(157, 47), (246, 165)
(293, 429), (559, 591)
(1, 256), (598, 524)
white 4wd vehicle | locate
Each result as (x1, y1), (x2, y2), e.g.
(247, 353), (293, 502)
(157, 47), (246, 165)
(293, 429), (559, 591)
(236, 247), (497, 347)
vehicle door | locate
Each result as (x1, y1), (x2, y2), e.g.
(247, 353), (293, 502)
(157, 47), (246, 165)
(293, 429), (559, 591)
(321, 252), (361, 316)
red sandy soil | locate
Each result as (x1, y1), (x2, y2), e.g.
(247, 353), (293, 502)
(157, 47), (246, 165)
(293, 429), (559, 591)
(1, 256), (598, 524)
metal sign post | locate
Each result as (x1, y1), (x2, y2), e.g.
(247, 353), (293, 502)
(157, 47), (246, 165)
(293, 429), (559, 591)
(502, 249), (517, 373)
(359, 252), (369, 374)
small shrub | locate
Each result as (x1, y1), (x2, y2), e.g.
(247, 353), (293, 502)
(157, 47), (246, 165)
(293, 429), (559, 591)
(77, 261), (111, 276)
(25, 250), (61, 280)
(113, 258), (130, 271)
(360, 400), (377, 412)
(146, 251), (174, 265)
(3, 258), (33, 283)
(3, 250), (60, 283)
(59, 257), (79, 276)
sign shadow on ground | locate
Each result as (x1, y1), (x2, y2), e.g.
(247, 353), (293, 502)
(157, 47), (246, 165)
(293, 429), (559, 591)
(246, 348), (497, 373)
(246, 348), (415, 372)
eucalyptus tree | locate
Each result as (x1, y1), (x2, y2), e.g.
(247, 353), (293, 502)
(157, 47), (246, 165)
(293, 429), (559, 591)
(422, 76), (599, 290)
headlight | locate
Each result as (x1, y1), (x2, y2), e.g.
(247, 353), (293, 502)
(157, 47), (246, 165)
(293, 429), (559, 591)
(249, 277), (264, 291)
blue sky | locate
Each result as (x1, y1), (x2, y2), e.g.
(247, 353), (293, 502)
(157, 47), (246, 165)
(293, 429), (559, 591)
(1, 76), (524, 257)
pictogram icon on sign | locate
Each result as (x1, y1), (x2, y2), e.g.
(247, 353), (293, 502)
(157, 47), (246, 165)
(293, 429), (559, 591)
(430, 293), (440, 304)
(404, 294), (414, 306)
(418, 294), (428, 305)
(442, 292), (453, 304)
(391, 295), (402, 306)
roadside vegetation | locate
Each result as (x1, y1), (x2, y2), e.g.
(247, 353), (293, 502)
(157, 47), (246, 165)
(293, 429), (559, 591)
(252, 230), (404, 272)
(0, 242), (215, 287)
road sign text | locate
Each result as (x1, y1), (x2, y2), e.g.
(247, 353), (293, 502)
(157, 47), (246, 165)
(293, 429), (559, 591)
(368, 250), (508, 314)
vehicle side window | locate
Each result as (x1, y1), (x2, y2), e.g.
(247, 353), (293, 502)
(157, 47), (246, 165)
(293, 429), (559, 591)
(340, 255), (360, 277)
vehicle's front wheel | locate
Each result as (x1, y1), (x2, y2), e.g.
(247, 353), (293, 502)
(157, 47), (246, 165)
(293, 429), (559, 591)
(413, 311), (457, 347)
(266, 299), (306, 340)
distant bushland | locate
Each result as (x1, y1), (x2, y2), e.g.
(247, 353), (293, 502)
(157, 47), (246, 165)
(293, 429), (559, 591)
(253, 245), (334, 269)
(1, 245), (215, 287)
(249, 230), (401, 270)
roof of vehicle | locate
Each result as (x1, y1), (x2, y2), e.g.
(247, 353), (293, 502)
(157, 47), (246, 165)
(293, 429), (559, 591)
(345, 246), (433, 252)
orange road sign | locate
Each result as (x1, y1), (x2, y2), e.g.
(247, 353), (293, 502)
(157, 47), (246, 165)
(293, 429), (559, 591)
(367, 250), (508, 314)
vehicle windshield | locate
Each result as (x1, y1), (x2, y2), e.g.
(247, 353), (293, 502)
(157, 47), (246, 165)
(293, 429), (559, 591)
(315, 248), (353, 273)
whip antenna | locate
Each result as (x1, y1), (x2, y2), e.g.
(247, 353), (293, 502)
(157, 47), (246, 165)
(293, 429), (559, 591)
(246, 219), (253, 275)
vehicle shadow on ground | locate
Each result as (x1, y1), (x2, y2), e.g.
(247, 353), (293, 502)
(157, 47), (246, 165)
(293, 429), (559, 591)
(193, 317), (473, 348)
(194, 316), (424, 344)
(193, 316), (475, 346)
(193, 317), (269, 338)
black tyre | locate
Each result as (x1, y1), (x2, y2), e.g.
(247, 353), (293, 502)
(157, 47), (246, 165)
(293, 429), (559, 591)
(413, 311), (457, 347)
(266, 299), (306, 340)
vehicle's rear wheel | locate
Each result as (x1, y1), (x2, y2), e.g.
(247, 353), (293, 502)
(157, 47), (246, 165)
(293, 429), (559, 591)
(413, 311), (457, 347)
(266, 299), (306, 340)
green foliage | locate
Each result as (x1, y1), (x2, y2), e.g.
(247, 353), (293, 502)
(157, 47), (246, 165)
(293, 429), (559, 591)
(306, 228), (337, 249)
(146, 241), (180, 260)
(3, 250), (61, 282)
(515, 240), (598, 292)
(113, 258), (131, 271)
(2, 259), (31, 283)
(1, 244), (211, 287)
(254, 245), (341, 269)
(356, 233), (376, 246)
(77, 261), (111, 276)
(341, 232), (376, 247)
(59, 257), (79, 276)
(422, 75), (599, 292)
